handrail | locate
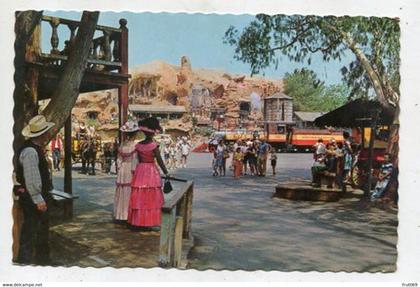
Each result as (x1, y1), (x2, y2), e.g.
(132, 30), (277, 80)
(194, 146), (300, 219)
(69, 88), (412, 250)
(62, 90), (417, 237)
(162, 188), (187, 212)
(159, 181), (194, 268)
(42, 15), (122, 33)
(40, 53), (122, 69)
(39, 15), (127, 72)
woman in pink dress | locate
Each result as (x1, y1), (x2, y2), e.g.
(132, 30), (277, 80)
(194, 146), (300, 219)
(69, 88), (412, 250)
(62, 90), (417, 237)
(127, 117), (169, 230)
(114, 121), (139, 221)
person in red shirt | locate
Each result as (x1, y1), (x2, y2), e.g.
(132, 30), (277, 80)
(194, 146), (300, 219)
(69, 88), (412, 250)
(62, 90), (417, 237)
(50, 133), (63, 171)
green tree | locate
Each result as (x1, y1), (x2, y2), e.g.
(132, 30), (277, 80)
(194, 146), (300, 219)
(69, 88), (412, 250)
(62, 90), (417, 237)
(224, 14), (400, 163)
(283, 68), (348, 112)
(224, 15), (400, 113)
(319, 84), (348, 112)
(283, 68), (324, 112)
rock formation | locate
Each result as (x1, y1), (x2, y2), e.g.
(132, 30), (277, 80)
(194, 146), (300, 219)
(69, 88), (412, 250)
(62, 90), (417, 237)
(71, 56), (283, 140)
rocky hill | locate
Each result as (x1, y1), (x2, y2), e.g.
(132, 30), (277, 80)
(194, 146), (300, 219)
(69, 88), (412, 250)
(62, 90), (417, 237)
(72, 57), (283, 140)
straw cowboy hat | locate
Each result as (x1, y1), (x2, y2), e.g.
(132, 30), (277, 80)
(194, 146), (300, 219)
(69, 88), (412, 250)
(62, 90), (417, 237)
(22, 115), (55, 138)
(120, 120), (139, 132)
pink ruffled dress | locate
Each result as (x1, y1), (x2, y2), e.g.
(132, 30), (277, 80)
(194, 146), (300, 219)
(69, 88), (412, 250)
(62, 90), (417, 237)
(127, 141), (164, 227)
(113, 140), (137, 220)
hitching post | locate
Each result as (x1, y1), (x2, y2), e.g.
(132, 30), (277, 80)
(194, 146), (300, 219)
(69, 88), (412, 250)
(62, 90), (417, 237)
(365, 108), (380, 197)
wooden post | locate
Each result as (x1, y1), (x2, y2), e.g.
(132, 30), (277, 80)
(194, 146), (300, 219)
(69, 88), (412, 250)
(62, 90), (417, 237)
(365, 115), (378, 197)
(64, 115), (73, 218)
(173, 216), (184, 267)
(159, 208), (176, 267)
(118, 18), (128, 143)
(183, 182), (193, 239)
(12, 16), (42, 260)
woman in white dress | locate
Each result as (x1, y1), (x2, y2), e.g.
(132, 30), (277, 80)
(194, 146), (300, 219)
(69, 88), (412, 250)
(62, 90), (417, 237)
(113, 121), (139, 221)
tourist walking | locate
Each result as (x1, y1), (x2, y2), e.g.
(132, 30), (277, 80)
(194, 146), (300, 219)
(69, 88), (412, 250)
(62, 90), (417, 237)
(14, 115), (55, 264)
(102, 142), (113, 174)
(211, 149), (219, 176)
(180, 139), (191, 168)
(342, 131), (353, 184)
(215, 140), (228, 176)
(50, 133), (62, 171)
(113, 121), (139, 221)
(247, 142), (257, 175)
(169, 143), (177, 170)
(175, 138), (183, 168)
(163, 143), (170, 167)
(270, 149), (277, 175)
(233, 147), (243, 178)
(127, 117), (169, 229)
(257, 139), (271, 176)
(241, 141), (249, 175)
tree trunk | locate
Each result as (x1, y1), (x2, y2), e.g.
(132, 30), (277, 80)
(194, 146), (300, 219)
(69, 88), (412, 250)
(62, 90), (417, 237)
(388, 106), (400, 166)
(42, 11), (99, 140)
(340, 33), (391, 109)
(12, 10), (43, 261)
(339, 31), (400, 164)
(13, 11), (42, 167)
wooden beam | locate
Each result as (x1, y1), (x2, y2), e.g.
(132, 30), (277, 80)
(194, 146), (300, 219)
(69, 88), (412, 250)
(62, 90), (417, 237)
(41, 11), (100, 140)
(63, 115), (73, 219)
(118, 18), (129, 142)
(159, 208), (176, 267)
(365, 119), (377, 197)
(173, 216), (184, 267)
(40, 53), (123, 69)
(162, 188), (187, 213)
(42, 15), (122, 33)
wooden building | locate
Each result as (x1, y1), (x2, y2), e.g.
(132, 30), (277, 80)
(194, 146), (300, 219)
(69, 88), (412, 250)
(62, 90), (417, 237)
(12, 13), (131, 260)
(129, 104), (186, 120)
(263, 92), (294, 123)
(210, 107), (226, 121)
(293, 111), (325, 129)
(239, 99), (251, 121)
(263, 92), (295, 142)
(19, 14), (130, 208)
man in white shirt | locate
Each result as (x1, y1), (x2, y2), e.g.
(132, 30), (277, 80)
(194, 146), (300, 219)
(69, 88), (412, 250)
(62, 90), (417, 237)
(313, 138), (326, 160)
(180, 139), (191, 168)
(15, 115), (55, 265)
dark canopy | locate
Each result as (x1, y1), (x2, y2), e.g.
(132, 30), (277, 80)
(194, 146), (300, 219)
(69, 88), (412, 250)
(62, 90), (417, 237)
(314, 99), (395, 128)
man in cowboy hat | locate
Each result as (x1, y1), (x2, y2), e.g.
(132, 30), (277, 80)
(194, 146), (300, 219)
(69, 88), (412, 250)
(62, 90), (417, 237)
(15, 114), (55, 264)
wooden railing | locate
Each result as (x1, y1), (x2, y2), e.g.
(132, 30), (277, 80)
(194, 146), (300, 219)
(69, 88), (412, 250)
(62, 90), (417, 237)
(159, 181), (194, 268)
(40, 15), (128, 73)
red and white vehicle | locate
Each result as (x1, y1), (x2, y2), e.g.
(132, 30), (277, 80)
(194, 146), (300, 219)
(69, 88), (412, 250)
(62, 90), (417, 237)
(287, 128), (344, 152)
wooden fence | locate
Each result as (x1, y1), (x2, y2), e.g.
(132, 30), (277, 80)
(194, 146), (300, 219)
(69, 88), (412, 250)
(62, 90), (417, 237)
(159, 181), (194, 268)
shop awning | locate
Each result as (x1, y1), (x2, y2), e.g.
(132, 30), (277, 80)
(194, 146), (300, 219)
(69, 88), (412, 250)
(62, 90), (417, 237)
(314, 99), (395, 128)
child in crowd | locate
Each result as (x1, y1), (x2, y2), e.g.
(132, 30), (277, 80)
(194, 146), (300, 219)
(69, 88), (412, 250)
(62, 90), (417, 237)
(163, 143), (170, 167)
(212, 150), (219, 176)
(270, 149), (277, 175)
(371, 153), (393, 200)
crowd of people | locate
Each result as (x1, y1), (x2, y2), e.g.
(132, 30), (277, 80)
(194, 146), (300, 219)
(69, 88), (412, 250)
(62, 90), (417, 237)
(161, 136), (192, 170)
(13, 115), (173, 264)
(13, 114), (396, 265)
(210, 138), (277, 178)
(310, 131), (394, 201)
(311, 136), (349, 189)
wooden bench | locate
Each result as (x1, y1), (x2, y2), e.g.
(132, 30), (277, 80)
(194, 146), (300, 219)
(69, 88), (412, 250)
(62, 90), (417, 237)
(159, 181), (194, 268)
(319, 171), (340, 189)
(51, 189), (78, 220)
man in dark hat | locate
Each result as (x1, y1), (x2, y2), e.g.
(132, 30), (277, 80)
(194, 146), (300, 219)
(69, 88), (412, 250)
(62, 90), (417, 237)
(15, 115), (55, 264)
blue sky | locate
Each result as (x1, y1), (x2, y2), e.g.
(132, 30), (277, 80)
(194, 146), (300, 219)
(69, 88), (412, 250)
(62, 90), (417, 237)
(43, 11), (354, 85)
